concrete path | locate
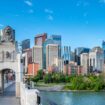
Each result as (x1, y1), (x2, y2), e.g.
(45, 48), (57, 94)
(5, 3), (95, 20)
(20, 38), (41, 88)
(4, 82), (15, 96)
(4, 81), (15, 89)
(0, 83), (20, 105)
(0, 97), (20, 105)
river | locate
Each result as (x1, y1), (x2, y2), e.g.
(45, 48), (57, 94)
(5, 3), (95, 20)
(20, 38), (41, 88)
(40, 91), (105, 105)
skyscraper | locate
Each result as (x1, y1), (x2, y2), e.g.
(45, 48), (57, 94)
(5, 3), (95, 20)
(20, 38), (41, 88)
(75, 47), (90, 65)
(63, 46), (71, 64)
(50, 35), (61, 58)
(80, 53), (89, 75)
(35, 33), (47, 46)
(42, 38), (54, 69)
(46, 44), (59, 71)
(42, 35), (62, 69)
(32, 46), (43, 69)
(22, 39), (30, 53)
(71, 51), (75, 62)
(89, 47), (104, 72)
(102, 40), (105, 63)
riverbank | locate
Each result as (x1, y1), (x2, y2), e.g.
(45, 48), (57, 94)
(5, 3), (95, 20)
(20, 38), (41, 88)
(31, 72), (105, 92)
(34, 84), (105, 92)
(35, 84), (65, 91)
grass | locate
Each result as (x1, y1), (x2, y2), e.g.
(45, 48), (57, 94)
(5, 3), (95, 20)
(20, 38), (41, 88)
(35, 81), (66, 87)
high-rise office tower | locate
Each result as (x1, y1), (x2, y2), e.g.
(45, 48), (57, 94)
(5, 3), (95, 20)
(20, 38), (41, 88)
(80, 53), (89, 75)
(58, 59), (64, 73)
(102, 41), (105, 63)
(22, 39), (30, 53)
(75, 47), (90, 65)
(42, 38), (54, 69)
(89, 47), (104, 72)
(32, 46), (43, 69)
(71, 51), (75, 62)
(50, 35), (61, 58)
(62, 46), (71, 65)
(35, 33), (47, 46)
(42, 35), (62, 69)
(46, 44), (59, 71)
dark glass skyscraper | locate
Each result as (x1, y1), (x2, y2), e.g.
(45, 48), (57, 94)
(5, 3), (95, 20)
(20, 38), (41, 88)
(75, 47), (90, 65)
(22, 39), (30, 53)
(63, 46), (71, 64)
(102, 41), (105, 63)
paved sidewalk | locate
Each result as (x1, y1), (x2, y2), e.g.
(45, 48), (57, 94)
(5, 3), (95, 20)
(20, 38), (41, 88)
(4, 81), (15, 89)
(0, 97), (20, 105)
(0, 83), (20, 105)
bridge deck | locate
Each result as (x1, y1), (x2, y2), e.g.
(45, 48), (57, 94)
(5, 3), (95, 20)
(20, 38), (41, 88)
(0, 83), (20, 105)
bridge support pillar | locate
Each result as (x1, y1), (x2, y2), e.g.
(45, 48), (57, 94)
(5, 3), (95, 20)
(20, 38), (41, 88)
(0, 71), (4, 94)
(16, 54), (23, 98)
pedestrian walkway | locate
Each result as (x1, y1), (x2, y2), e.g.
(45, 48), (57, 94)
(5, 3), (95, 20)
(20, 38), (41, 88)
(0, 83), (20, 105)
(0, 97), (20, 105)
(4, 81), (15, 89)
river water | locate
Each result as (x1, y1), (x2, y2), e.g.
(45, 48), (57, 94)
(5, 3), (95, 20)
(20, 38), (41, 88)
(40, 91), (105, 105)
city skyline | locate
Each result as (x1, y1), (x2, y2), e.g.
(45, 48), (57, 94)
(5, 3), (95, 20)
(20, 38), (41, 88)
(0, 1), (105, 105)
(0, 0), (105, 49)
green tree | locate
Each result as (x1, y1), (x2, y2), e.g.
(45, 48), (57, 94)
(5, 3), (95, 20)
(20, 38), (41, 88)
(44, 73), (52, 83)
(37, 69), (43, 80)
(32, 76), (39, 84)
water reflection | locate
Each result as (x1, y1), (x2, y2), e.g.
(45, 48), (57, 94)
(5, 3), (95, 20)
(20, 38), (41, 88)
(41, 91), (105, 105)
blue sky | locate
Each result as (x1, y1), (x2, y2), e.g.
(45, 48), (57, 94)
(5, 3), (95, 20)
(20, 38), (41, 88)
(0, 0), (105, 50)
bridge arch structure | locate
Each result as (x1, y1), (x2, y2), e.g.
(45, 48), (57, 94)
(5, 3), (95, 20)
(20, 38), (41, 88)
(0, 26), (23, 97)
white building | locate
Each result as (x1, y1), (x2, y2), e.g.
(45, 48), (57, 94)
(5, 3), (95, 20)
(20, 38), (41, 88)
(32, 46), (42, 69)
(46, 44), (59, 71)
(89, 47), (104, 72)
(80, 53), (89, 75)
(58, 59), (64, 73)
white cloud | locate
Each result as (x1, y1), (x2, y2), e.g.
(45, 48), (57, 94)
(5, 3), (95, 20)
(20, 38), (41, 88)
(0, 24), (4, 27)
(28, 9), (34, 13)
(45, 9), (53, 14)
(48, 15), (53, 21)
(24, 0), (33, 6)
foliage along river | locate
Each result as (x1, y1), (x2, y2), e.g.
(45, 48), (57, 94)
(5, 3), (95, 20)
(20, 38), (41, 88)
(40, 91), (105, 105)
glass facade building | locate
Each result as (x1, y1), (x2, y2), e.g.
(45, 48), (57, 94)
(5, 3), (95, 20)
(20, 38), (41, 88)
(102, 41), (105, 63)
(22, 39), (30, 53)
(75, 47), (90, 65)
(50, 35), (62, 58)
(63, 46), (71, 64)
(42, 35), (62, 69)
(42, 39), (54, 69)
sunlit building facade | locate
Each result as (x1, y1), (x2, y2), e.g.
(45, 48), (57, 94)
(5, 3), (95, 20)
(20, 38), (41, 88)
(75, 47), (90, 65)
(32, 46), (43, 69)
(46, 44), (59, 71)
(89, 47), (104, 72)
(102, 40), (105, 63)
(80, 53), (89, 75)
(35, 33), (47, 46)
